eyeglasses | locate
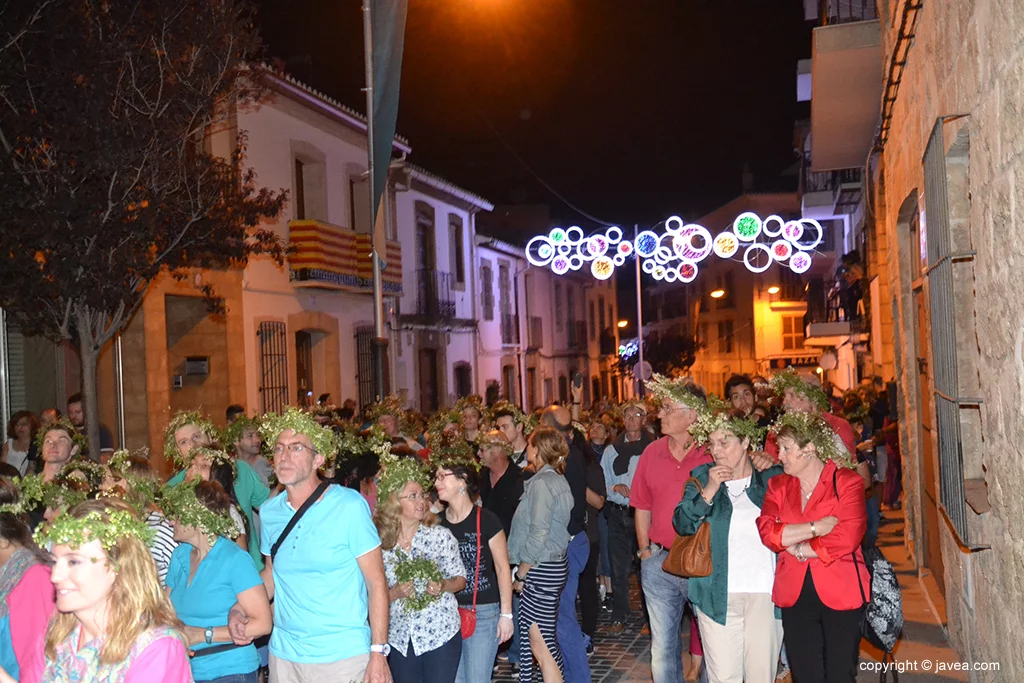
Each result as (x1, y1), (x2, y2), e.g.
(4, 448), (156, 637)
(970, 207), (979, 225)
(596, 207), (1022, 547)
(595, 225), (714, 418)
(623, 412), (646, 419)
(273, 442), (313, 456)
(434, 471), (454, 482)
(399, 492), (430, 501)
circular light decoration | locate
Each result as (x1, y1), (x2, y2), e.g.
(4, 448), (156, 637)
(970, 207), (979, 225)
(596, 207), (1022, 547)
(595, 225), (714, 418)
(733, 212), (762, 242)
(605, 226), (623, 244)
(664, 269), (679, 283)
(673, 224), (714, 262)
(642, 259), (656, 274)
(679, 262), (698, 283)
(713, 231), (740, 259)
(782, 221), (804, 243)
(552, 256), (570, 275)
(618, 241), (633, 256)
(613, 254), (626, 267)
(792, 219), (823, 251)
(586, 235), (608, 259)
(771, 239), (793, 262)
(591, 256), (615, 280)
(763, 214), (786, 237)
(665, 216), (685, 234)
(743, 244), (773, 274)
(565, 226), (585, 244)
(557, 242), (572, 256)
(652, 265), (667, 280)
(550, 227), (568, 243)
(790, 252), (813, 274)
(568, 256), (583, 271)
(654, 244), (674, 265)
(635, 230), (660, 258)
(525, 236), (555, 267)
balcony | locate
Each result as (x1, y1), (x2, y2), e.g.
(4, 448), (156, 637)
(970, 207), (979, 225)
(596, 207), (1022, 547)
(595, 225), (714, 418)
(501, 313), (520, 346)
(809, 15), (882, 171)
(801, 154), (864, 220)
(289, 219), (403, 294)
(414, 268), (456, 318)
(802, 277), (870, 346)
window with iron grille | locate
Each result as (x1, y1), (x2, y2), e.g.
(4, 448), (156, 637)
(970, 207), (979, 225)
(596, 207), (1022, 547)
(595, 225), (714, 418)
(258, 321), (288, 414)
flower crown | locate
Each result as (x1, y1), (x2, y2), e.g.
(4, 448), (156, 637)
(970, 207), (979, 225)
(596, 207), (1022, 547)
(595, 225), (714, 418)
(0, 474), (48, 515)
(220, 416), (260, 450)
(260, 406), (339, 464)
(453, 395), (486, 419)
(187, 446), (237, 477)
(645, 374), (707, 412)
(159, 479), (238, 539)
(769, 368), (829, 412)
(771, 411), (855, 468)
(424, 409), (462, 444)
(689, 409), (766, 449)
(41, 460), (107, 511)
(34, 417), (87, 456)
(163, 411), (217, 469)
(105, 448), (159, 514)
(427, 429), (480, 473)
(377, 453), (431, 502)
(35, 507), (155, 554)
(475, 430), (514, 455)
(366, 395), (406, 422)
(489, 400), (537, 433)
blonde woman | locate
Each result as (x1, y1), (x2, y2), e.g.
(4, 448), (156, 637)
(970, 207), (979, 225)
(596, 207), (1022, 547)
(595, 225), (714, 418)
(375, 456), (466, 683)
(507, 427), (574, 683)
(33, 498), (191, 682)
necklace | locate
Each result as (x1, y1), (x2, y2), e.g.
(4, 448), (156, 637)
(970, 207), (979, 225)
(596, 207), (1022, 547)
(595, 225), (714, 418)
(727, 484), (749, 501)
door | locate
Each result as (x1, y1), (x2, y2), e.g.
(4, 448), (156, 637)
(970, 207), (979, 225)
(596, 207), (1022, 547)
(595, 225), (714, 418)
(295, 331), (313, 407)
(418, 348), (439, 414)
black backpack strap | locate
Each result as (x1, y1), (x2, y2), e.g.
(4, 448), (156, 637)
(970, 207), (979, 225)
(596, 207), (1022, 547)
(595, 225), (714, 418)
(271, 480), (331, 561)
(833, 469), (869, 606)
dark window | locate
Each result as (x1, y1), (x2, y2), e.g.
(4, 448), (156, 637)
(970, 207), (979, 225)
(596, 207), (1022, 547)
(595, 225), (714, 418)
(449, 215), (465, 285)
(481, 263), (494, 321)
(558, 375), (568, 404)
(554, 282), (563, 332)
(717, 320), (734, 354)
(598, 296), (606, 331)
(258, 321), (288, 414)
(454, 363), (472, 399)
(295, 331), (313, 407)
(589, 301), (596, 340)
(294, 160), (306, 220)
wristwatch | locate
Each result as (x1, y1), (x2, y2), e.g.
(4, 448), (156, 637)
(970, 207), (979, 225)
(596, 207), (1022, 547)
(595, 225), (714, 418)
(370, 643), (391, 656)
(500, 613), (514, 620)
(204, 627), (214, 645)
(636, 545), (651, 559)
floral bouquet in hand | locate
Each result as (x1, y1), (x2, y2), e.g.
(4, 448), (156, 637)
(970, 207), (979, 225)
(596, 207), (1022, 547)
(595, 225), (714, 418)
(394, 549), (443, 611)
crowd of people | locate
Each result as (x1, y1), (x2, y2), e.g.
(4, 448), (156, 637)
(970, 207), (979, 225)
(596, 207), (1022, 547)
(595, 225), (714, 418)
(0, 367), (900, 683)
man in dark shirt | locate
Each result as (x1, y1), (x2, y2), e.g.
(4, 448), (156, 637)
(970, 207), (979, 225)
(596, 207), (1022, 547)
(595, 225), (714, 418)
(540, 405), (591, 683)
(478, 430), (523, 537)
(66, 393), (113, 460)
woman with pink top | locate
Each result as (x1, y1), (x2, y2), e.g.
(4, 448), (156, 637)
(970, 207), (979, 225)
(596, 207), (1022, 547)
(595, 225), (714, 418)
(0, 479), (55, 683)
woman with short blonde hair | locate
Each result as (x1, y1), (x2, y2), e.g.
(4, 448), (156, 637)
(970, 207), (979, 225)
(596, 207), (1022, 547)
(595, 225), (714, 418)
(528, 427), (568, 475)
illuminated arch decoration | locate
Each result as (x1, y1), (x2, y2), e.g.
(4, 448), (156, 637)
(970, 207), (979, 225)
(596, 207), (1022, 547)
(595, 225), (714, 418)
(524, 213), (826, 281)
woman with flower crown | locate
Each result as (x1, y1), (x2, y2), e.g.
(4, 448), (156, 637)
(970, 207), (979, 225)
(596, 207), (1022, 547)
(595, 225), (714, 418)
(164, 479), (272, 683)
(32, 498), (191, 682)
(374, 452), (466, 683)
(673, 410), (784, 683)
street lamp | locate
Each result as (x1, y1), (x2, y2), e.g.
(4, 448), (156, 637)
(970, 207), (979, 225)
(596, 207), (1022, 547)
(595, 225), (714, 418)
(768, 285), (780, 295)
(710, 288), (726, 299)
(617, 320), (629, 328)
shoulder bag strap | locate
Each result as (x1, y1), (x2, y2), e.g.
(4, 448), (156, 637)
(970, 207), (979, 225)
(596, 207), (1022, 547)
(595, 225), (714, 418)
(271, 480), (331, 561)
(832, 470), (868, 605)
(471, 507), (481, 611)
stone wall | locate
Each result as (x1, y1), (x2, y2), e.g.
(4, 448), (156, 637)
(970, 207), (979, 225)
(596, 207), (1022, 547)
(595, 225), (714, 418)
(875, 1), (1024, 678)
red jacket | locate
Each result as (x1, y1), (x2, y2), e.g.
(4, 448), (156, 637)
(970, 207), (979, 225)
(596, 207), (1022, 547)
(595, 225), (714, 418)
(756, 461), (870, 610)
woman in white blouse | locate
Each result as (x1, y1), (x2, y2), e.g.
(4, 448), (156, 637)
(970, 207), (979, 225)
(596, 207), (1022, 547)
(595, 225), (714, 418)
(377, 467), (467, 683)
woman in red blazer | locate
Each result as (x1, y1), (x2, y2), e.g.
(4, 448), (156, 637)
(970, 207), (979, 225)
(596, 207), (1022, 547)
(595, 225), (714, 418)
(757, 412), (870, 683)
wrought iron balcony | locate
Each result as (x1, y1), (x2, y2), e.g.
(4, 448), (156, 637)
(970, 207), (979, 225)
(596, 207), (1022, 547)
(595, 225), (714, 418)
(415, 268), (456, 319)
(817, 0), (877, 26)
(803, 276), (868, 343)
(501, 313), (520, 345)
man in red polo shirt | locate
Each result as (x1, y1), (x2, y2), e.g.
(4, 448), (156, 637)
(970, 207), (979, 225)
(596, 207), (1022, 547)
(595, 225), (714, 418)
(632, 376), (712, 683)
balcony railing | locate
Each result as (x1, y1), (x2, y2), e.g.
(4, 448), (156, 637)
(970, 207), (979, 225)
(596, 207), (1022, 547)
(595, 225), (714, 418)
(804, 276), (867, 339)
(415, 268), (456, 318)
(818, 0), (877, 25)
(501, 313), (520, 345)
(567, 320), (587, 352)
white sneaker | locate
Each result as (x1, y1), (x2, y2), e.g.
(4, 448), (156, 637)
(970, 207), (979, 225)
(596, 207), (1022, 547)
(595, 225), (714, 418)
(598, 583), (607, 603)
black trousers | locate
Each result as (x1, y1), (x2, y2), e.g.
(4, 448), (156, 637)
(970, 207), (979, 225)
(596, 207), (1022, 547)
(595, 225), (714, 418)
(578, 539), (600, 638)
(782, 572), (864, 683)
(605, 503), (638, 622)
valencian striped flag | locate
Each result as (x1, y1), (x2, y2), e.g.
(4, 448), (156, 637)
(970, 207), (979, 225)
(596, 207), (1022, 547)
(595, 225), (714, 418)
(368, 0), (408, 268)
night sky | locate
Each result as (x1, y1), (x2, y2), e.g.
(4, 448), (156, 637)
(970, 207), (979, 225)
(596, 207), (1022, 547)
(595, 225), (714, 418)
(254, 0), (812, 228)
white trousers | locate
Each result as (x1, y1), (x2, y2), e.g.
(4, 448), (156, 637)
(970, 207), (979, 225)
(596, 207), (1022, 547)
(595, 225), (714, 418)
(695, 592), (784, 683)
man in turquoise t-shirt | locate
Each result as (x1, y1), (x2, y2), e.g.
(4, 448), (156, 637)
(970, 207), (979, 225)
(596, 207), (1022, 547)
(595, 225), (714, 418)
(229, 409), (392, 683)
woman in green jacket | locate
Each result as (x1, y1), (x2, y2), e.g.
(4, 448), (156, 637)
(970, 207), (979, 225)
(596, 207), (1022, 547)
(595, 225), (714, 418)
(673, 410), (783, 683)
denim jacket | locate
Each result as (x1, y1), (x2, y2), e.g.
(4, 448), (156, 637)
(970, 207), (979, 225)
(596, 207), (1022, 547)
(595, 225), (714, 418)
(507, 465), (573, 566)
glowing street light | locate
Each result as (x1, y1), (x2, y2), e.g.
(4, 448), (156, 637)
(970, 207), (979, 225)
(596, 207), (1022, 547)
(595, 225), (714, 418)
(710, 289), (726, 299)
(768, 285), (781, 295)
(617, 320), (629, 328)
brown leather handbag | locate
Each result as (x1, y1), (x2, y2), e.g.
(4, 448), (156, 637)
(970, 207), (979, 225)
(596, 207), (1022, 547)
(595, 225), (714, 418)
(662, 476), (713, 578)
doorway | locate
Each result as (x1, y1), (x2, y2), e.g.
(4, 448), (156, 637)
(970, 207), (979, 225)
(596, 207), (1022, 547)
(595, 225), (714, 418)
(295, 331), (313, 407)
(418, 348), (439, 414)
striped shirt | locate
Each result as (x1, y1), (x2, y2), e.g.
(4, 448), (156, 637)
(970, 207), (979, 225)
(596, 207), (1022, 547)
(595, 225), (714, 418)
(146, 511), (178, 586)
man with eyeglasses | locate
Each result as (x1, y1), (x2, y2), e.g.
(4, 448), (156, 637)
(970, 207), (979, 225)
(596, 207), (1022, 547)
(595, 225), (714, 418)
(229, 409), (392, 683)
(600, 400), (654, 632)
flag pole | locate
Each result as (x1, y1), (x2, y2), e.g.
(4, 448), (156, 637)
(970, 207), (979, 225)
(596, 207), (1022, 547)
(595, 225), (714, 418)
(362, 0), (387, 401)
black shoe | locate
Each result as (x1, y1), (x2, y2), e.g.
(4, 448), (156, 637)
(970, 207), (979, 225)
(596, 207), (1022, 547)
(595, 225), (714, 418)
(586, 641), (595, 657)
(602, 595), (613, 610)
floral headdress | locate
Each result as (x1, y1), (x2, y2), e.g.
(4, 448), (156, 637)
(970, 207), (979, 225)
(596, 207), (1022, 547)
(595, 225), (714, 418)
(159, 479), (238, 539)
(40, 459), (107, 511)
(220, 416), (260, 450)
(105, 448), (159, 513)
(0, 474), (48, 515)
(376, 452), (431, 502)
(771, 411), (855, 468)
(34, 417), (87, 456)
(367, 395), (406, 423)
(425, 409), (462, 443)
(689, 409), (766, 450)
(35, 507), (155, 561)
(453, 395), (486, 420)
(489, 400), (537, 434)
(260, 406), (339, 464)
(187, 446), (237, 477)
(645, 374), (707, 412)
(842, 391), (869, 423)
(616, 399), (649, 419)
(769, 368), (829, 412)
(335, 424), (392, 461)
(163, 410), (217, 470)
(427, 428), (480, 473)
(475, 430), (514, 455)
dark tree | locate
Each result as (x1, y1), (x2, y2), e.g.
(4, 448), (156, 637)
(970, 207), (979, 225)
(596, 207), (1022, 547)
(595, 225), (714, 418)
(0, 0), (287, 452)
(618, 334), (701, 379)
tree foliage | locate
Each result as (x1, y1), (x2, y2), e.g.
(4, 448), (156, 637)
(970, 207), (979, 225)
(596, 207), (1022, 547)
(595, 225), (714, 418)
(0, 0), (287, 450)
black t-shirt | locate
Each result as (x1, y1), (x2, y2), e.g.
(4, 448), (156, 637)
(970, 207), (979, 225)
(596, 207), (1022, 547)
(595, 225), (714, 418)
(480, 462), (524, 538)
(584, 459), (607, 544)
(441, 507), (504, 607)
(564, 433), (591, 536)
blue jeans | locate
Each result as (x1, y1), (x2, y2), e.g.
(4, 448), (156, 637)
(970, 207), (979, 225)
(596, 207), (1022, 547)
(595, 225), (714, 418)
(507, 592), (522, 665)
(197, 674), (258, 683)
(641, 546), (692, 683)
(455, 603), (501, 683)
(389, 632), (462, 683)
(557, 534), (591, 683)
